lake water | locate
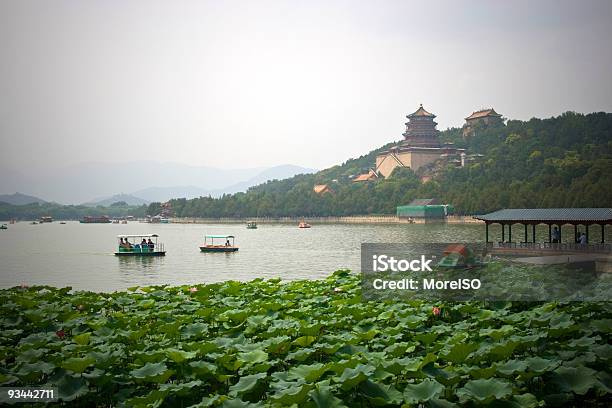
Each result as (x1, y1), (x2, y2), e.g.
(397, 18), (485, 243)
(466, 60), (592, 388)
(0, 221), (483, 292)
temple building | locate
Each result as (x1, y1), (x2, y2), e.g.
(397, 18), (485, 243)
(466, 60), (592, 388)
(462, 108), (503, 138)
(369, 105), (464, 179)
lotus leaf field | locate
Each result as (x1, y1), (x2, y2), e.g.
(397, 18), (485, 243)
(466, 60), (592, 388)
(1, 271), (611, 407)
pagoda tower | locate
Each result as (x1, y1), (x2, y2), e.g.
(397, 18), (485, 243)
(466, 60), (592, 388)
(402, 104), (441, 148)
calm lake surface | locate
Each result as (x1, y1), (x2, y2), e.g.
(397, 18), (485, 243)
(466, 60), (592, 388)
(0, 221), (483, 292)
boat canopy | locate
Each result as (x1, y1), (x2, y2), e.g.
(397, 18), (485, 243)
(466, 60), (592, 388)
(205, 235), (234, 238)
(117, 234), (159, 238)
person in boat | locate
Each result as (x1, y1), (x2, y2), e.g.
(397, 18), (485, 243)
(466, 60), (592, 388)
(225, 239), (231, 247)
(147, 238), (154, 251)
(141, 238), (147, 247)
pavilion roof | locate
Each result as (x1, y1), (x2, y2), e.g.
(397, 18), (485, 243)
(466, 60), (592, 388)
(408, 104), (436, 118)
(465, 108), (502, 120)
(474, 208), (612, 224)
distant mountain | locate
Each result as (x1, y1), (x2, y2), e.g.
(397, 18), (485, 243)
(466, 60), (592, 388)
(221, 164), (318, 194)
(83, 193), (149, 207)
(0, 161), (315, 204)
(131, 186), (212, 202)
(129, 165), (316, 202)
(0, 192), (47, 205)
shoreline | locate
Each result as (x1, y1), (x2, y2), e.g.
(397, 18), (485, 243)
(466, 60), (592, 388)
(170, 215), (483, 225)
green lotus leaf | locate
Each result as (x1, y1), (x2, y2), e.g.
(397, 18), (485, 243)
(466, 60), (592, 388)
(228, 372), (267, 397)
(62, 356), (95, 373)
(286, 347), (316, 361)
(189, 360), (217, 375)
(159, 380), (202, 395)
(359, 380), (403, 405)
(57, 375), (89, 402)
(457, 378), (512, 403)
(73, 332), (91, 345)
(17, 361), (55, 379)
(15, 347), (46, 363)
(166, 348), (198, 363)
(524, 356), (560, 373)
(238, 349), (268, 365)
(479, 325), (514, 341)
(552, 365), (599, 395)
(414, 331), (439, 347)
(293, 335), (317, 347)
(287, 363), (328, 383)
(511, 393), (543, 408)
(496, 359), (528, 376)
(403, 379), (444, 404)
(309, 383), (346, 408)
(335, 364), (374, 390)
(130, 362), (174, 383)
(443, 342), (478, 364)
(269, 383), (313, 405)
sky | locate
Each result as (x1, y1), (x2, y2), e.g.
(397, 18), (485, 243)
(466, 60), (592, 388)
(1, 0), (611, 172)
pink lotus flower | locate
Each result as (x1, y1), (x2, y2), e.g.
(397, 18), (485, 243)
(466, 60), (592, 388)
(432, 306), (441, 317)
(20, 283), (29, 288)
(56, 329), (65, 339)
(333, 287), (343, 293)
(189, 287), (198, 293)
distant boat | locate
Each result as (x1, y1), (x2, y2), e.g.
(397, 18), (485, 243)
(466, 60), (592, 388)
(80, 216), (111, 224)
(112, 220), (120, 224)
(0, 224), (7, 230)
(200, 235), (239, 253)
(246, 221), (258, 229)
(298, 220), (311, 228)
(39, 216), (53, 223)
(114, 234), (165, 256)
(121, 220), (128, 224)
(60, 221), (66, 225)
(30, 221), (38, 225)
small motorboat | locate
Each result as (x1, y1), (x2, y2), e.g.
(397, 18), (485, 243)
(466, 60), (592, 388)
(60, 221), (66, 225)
(0, 224), (7, 230)
(298, 221), (311, 228)
(114, 234), (166, 256)
(246, 221), (258, 229)
(200, 235), (239, 252)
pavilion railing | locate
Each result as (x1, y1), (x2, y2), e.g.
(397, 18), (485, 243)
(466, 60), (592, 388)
(488, 242), (612, 253)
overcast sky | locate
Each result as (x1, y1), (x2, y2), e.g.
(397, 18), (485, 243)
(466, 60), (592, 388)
(1, 0), (611, 171)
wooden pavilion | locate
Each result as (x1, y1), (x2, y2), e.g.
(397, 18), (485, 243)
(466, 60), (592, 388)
(474, 208), (612, 253)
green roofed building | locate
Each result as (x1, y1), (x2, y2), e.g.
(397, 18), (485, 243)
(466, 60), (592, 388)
(397, 198), (453, 219)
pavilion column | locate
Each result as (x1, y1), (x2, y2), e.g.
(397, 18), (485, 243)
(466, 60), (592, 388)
(524, 224), (528, 243)
(602, 224), (605, 244)
(485, 222), (489, 243)
(532, 224), (536, 243)
(574, 225), (578, 243)
(586, 224), (589, 243)
(508, 224), (512, 243)
(501, 224), (505, 242)
(559, 225), (562, 243)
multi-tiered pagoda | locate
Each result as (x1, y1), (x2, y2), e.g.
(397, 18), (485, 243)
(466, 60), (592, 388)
(366, 104), (464, 179)
(402, 104), (441, 148)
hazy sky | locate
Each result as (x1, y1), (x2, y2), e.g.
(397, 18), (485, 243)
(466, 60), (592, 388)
(1, 0), (611, 171)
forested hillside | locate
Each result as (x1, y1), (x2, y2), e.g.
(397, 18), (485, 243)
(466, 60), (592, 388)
(167, 112), (612, 217)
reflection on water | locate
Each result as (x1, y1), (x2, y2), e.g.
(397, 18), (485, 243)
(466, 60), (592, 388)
(0, 221), (484, 292)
